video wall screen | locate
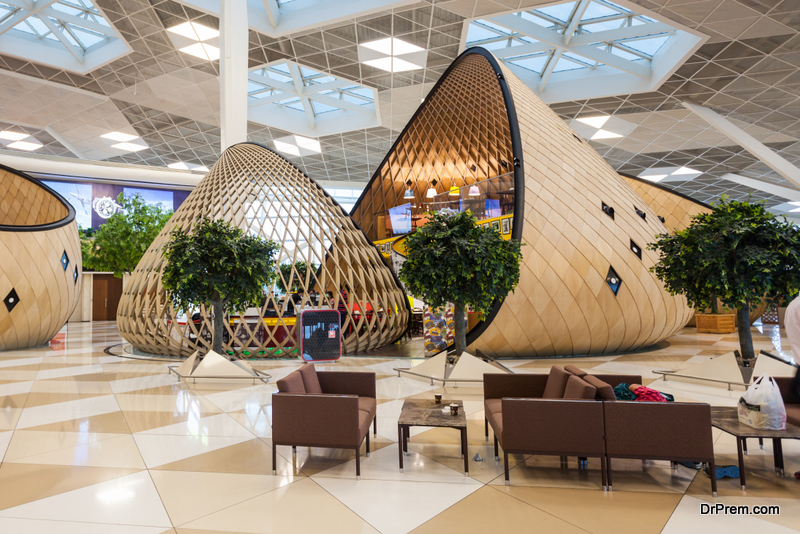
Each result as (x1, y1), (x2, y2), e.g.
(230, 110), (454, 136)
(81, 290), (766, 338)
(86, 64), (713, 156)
(40, 178), (189, 230)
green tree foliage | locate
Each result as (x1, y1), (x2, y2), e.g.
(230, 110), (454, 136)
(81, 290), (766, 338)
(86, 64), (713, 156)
(276, 261), (318, 293)
(399, 210), (523, 356)
(161, 217), (279, 354)
(89, 193), (172, 277)
(78, 226), (98, 271)
(649, 197), (800, 359)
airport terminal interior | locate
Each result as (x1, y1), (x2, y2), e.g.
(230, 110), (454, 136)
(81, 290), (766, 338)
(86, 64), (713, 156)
(0, 0), (800, 533)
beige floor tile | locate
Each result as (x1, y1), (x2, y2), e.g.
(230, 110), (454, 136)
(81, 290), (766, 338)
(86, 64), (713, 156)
(0, 463), (142, 510)
(4, 430), (126, 461)
(23, 391), (109, 408)
(9, 434), (146, 469)
(181, 478), (379, 533)
(150, 470), (293, 526)
(153, 438), (303, 477)
(115, 393), (222, 413)
(411, 485), (589, 534)
(21, 411), (131, 433)
(121, 410), (215, 433)
(501, 485), (682, 534)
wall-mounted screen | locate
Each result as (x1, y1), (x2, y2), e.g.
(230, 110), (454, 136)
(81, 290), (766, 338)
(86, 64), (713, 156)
(41, 180), (93, 229)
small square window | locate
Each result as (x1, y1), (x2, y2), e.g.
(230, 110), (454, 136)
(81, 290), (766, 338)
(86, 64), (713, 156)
(630, 239), (642, 260)
(601, 202), (614, 220)
(4, 288), (19, 312)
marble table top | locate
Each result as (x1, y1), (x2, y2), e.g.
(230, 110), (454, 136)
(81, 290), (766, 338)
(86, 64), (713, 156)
(711, 406), (800, 438)
(398, 398), (467, 428)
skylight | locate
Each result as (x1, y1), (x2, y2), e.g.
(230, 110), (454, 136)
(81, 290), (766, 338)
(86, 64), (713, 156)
(463, 0), (705, 102)
(0, 0), (128, 73)
(247, 60), (381, 137)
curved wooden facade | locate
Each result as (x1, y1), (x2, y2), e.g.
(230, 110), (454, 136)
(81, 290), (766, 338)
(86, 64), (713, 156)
(117, 143), (409, 357)
(351, 48), (694, 357)
(0, 165), (81, 350)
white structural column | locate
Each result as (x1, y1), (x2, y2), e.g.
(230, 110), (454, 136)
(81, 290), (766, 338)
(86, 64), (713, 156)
(220, 0), (249, 150)
(683, 102), (800, 189)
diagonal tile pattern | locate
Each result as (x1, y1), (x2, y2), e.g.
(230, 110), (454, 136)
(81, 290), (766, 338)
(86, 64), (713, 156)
(0, 320), (796, 533)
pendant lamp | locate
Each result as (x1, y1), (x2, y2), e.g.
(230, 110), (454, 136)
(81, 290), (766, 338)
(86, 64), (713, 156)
(403, 179), (414, 199)
(468, 185), (480, 196)
(448, 185), (459, 196)
(426, 179), (438, 198)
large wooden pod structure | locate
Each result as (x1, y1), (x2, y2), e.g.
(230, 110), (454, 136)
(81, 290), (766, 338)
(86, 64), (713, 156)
(0, 165), (81, 350)
(117, 143), (409, 357)
(351, 48), (694, 357)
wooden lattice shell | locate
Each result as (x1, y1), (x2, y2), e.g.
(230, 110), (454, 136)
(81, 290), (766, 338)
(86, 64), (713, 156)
(351, 49), (694, 357)
(0, 165), (81, 350)
(117, 143), (409, 357)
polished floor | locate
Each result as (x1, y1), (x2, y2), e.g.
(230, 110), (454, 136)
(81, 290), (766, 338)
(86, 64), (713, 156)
(0, 322), (797, 533)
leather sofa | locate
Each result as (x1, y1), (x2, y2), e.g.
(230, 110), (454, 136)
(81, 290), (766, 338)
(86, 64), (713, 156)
(484, 366), (718, 495)
(272, 365), (377, 478)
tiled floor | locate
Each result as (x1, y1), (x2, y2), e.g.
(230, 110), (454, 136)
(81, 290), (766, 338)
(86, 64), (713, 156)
(0, 321), (797, 533)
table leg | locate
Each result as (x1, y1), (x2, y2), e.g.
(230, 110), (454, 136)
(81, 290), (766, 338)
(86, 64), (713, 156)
(742, 438), (748, 455)
(772, 438), (784, 476)
(461, 427), (469, 476)
(398, 425), (404, 472)
(736, 437), (746, 490)
(403, 426), (408, 455)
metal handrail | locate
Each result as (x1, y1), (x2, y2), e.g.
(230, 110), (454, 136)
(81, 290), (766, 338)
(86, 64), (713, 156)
(167, 364), (271, 385)
(652, 369), (748, 391)
(393, 366), (483, 387)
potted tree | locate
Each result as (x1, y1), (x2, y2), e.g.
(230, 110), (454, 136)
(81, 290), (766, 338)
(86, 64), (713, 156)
(89, 193), (173, 282)
(650, 197), (800, 361)
(162, 216), (279, 355)
(399, 210), (522, 356)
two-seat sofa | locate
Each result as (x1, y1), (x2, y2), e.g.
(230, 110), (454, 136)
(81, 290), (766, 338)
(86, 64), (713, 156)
(484, 365), (718, 495)
(272, 364), (377, 478)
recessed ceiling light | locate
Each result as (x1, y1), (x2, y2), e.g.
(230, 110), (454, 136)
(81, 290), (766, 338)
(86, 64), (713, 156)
(111, 142), (148, 152)
(577, 116), (610, 129)
(7, 140), (42, 151)
(294, 135), (321, 153)
(168, 21), (219, 42)
(641, 174), (668, 182)
(274, 140), (301, 157)
(590, 129), (623, 140)
(0, 130), (29, 141)
(672, 166), (700, 175)
(180, 43), (220, 61)
(101, 132), (138, 142)
(192, 166), (209, 173)
(168, 162), (189, 170)
(362, 37), (424, 56)
(363, 57), (394, 72)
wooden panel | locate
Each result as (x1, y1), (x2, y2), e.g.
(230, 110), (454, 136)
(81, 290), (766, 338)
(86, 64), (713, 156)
(117, 143), (408, 357)
(621, 175), (711, 232)
(0, 168), (68, 227)
(351, 54), (514, 242)
(357, 50), (693, 358)
(0, 168), (81, 350)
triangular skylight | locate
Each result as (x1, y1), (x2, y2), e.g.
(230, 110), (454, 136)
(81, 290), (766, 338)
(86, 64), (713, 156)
(464, 0), (705, 103)
(248, 60), (381, 136)
(0, 0), (129, 73)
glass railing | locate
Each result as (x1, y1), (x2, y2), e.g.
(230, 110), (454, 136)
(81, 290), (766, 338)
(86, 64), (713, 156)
(375, 172), (515, 238)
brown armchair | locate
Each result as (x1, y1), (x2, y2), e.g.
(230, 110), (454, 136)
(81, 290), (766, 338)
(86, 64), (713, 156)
(603, 401), (717, 496)
(272, 365), (377, 478)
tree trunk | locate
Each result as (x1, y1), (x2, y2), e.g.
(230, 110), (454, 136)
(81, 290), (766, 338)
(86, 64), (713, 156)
(453, 302), (467, 357)
(737, 302), (755, 361)
(211, 299), (225, 355)
(710, 294), (718, 314)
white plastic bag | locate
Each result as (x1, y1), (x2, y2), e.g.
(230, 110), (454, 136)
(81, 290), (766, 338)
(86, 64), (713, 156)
(738, 374), (787, 430)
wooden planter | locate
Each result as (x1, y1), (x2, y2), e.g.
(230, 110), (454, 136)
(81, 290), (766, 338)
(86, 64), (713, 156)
(695, 313), (736, 334)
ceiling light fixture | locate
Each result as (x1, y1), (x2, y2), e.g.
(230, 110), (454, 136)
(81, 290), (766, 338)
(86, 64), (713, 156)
(102, 132), (139, 142)
(274, 140), (301, 157)
(0, 131), (29, 141)
(111, 142), (148, 152)
(468, 185), (480, 196)
(672, 166), (700, 175)
(167, 22), (219, 41)
(168, 162), (189, 170)
(179, 43), (220, 61)
(359, 37), (427, 73)
(590, 129), (623, 140)
(193, 166), (209, 173)
(448, 185), (460, 196)
(274, 135), (322, 157)
(7, 140), (42, 151)
(576, 116), (610, 129)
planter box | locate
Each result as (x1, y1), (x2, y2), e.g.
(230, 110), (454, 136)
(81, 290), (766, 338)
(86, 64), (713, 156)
(695, 313), (736, 334)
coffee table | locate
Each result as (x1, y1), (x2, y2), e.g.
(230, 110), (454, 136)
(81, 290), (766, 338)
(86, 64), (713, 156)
(397, 398), (469, 475)
(710, 406), (800, 490)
